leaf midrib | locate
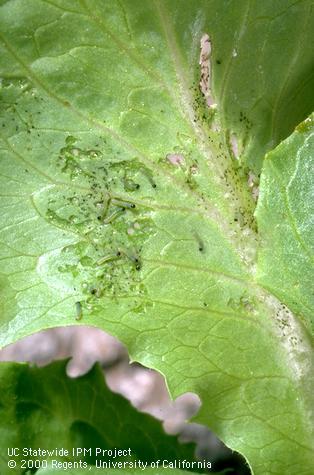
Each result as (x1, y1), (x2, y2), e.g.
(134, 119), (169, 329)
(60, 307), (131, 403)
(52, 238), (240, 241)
(1, 13), (310, 333)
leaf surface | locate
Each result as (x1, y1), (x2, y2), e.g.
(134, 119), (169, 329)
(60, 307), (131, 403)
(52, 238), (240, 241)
(256, 115), (314, 333)
(0, 1), (313, 474)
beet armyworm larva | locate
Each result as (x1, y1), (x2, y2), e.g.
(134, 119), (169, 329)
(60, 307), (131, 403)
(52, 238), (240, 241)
(103, 209), (124, 224)
(75, 301), (82, 320)
(111, 198), (136, 209)
(97, 253), (121, 265)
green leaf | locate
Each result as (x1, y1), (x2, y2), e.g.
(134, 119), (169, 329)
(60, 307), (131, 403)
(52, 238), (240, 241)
(210, 1), (314, 172)
(0, 1), (313, 475)
(0, 360), (201, 475)
(256, 114), (314, 333)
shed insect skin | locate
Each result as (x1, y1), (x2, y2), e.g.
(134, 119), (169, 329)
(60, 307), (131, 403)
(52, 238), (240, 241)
(119, 248), (141, 270)
(147, 176), (157, 188)
(194, 232), (205, 252)
(130, 255), (141, 271)
(124, 178), (140, 191)
(139, 167), (157, 188)
(75, 301), (82, 320)
(150, 181), (157, 188)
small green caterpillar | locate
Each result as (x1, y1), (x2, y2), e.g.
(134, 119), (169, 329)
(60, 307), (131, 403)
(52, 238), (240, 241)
(103, 209), (124, 224)
(97, 252), (121, 265)
(111, 198), (136, 209)
(75, 301), (82, 320)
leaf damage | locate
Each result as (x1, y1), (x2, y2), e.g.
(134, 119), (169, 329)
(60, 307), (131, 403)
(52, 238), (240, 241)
(199, 34), (216, 109)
